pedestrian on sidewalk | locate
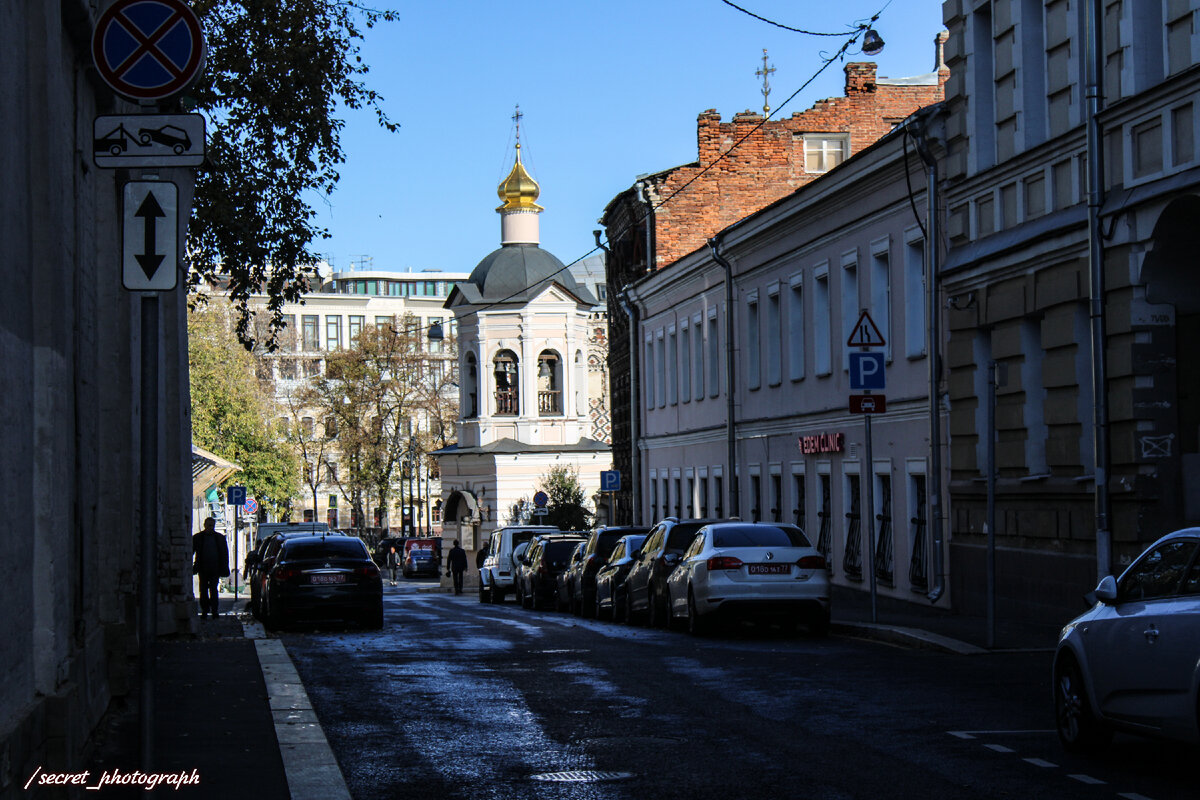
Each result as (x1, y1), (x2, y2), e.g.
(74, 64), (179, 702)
(476, 544), (488, 574)
(447, 540), (467, 595)
(193, 517), (230, 618)
(386, 545), (400, 586)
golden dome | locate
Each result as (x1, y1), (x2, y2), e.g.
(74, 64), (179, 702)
(496, 145), (543, 212)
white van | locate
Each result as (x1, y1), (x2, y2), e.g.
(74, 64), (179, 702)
(478, 525), (560, 603)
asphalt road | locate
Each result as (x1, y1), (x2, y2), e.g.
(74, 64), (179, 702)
(281, 581), (1196, 800)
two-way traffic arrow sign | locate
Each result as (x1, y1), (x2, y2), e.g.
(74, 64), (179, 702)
(122, 181), (177, 291)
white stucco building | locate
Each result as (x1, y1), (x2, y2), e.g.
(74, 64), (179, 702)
(437, 142), (613, 557)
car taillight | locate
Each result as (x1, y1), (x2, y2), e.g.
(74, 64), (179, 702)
(273, 567), (301, 582)
(796, 555), (826, 570)
(359, 564), (380, 578)
(706, 556), (743, 571)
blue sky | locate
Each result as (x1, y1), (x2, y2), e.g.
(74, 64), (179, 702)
(315, 1), (947, 277)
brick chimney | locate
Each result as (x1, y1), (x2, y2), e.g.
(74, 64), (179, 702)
(844, 62), (877, 94)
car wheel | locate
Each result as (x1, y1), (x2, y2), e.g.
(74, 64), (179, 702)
(594, 588), (607, 621)
(366, 603), (384, 630)
(624, 589), (638, 626)
(264, 596), (281, 631)
(687, 588), (710, 636)
(521, 584), (533, 610)
(613, 588), (626, 623)
(478, 582), (488, 603)
(648, 588), (664, 629)
(1055, 657), (1111, 753)
(490, 584), (502, 604)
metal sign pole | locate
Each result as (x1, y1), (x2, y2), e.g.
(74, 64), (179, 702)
(234, 503), (240, 604)
(864, 411), (877, 624)
(138, 294), (158, 769)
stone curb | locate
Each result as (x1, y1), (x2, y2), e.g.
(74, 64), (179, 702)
(831, 620), (989, 655)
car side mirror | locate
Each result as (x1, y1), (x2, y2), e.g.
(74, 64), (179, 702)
(1094, 575), (1118, 604)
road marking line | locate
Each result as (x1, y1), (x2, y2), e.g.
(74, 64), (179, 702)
(949, 730), (1055, 735)
(1118, 793), (1155, 800)
(984, 744), (1015, 753)
(947, 731), (976, 739)
(1023, 758), (1057, 768)
(1068, 774), (1106, 785)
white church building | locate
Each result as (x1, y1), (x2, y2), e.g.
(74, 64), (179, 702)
(436, 140), (612, 559)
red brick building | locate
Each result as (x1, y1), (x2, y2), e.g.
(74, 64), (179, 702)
(601, 43), (949, 522)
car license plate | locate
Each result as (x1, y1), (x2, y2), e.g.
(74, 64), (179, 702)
(748, 564), (790, 575)
(310, 574), (346, 585)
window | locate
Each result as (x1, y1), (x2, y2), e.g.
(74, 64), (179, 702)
(869, 242), (891, 362)
(375, 315), (392, 331)
(904, 236), (926, 358)
(325, 315), (342, 351)
(648, 479), (657, 524)
(680, 326), (691, 404)
(536, 350), (561, 416)
(804, 134), (848, 173)
(788, 279), (804, 380)
(494, 350), (519, 415)
(841, 255), (859, 371)
(693, 316), (705, 400)
(714, 475), (724, 518)
(686, 477), (695, 516)
(645, 340), (656, 409)
(707, 315), (720, 398)
(698, 474), (709, 517)
(465, 353), (478, 418)
(1119, 540), (1198, 602)
(302, 315), (319, 351)
(792, 472), (806, 530)
(656, 334), (666, 408)
(674, 477), (682, 517)
(661, 477), (669, 520)
(814, 268), (831, 376)
(667, 330), (678, 405)
(281, 314), (297, 352)
(766, 290), (781, 386)
(348, 315), (364, 344)
(746, 295), (760, 390)
(278, 359), (297, 380)
(770, 473), (782, 522)
(750, 474), (761, 522)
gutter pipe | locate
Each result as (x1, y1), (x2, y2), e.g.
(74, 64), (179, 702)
(909, 110), (946, 604)
(708, 235), (739, 519)
(597, 229), (640, 525)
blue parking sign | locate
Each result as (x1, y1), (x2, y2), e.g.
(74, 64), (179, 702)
(227, 486), (246, 506)
(849, 352), (886, 391)
(600, 470), (621, 492)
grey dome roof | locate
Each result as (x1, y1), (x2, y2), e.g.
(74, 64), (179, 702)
(457, 244), (596, 306)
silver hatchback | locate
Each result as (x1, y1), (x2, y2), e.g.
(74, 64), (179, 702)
(1053, 527), (1200, 751)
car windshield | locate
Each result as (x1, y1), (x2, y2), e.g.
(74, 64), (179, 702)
(712, 525), (810, 548)
(622, 535), (647, 555)
(283, 539), (368, 561)
(596, 530), (645, 557)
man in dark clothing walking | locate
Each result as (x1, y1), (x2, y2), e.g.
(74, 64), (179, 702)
(447, 540), (468, 595)
(193, 517), (230, 618)
(386, 545), (400, 586)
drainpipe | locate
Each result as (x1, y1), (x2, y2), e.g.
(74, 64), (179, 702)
(708, 235), (739, 519)
(909, 110), (945, 604)
(597, 230), (640, 525)
(1085, 0), (1111, 581)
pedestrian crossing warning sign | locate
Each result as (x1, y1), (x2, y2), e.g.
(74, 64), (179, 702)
(847, 310), (886, 347)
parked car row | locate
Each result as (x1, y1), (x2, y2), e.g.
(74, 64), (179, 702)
(482, 519), (832, 637)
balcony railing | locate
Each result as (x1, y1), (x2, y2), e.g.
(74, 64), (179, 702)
(494, 389), (518, 416)
(537, 389), (561, 416)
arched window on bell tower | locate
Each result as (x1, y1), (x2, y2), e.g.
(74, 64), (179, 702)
(465, 352), (479, 418)
(537, 350), (561, 416)
(494, 350), (519, 416)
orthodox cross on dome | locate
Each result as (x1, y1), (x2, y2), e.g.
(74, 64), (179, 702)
(755, 49), (775, 114)
(513, 104), (523, 150)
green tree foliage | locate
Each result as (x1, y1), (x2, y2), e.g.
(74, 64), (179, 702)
(187, 0), (398, 348)
(537, 466), (594, 532)
(188, 303), (301, 514)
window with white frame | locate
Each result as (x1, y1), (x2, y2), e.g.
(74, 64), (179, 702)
(667, 328), (678, 405)
(904, 234), (926, 358)
(680, 325), (691, 404)
(645, 339), (655, 410)
(870, 240), (891, 362)
(708, 314), (720, 398)
(746, 294), (761, 390)
(804, 134), (849, 173)
(788, 277), (804, 380)
(840, 254), (859, 371)
(325, 315), (342, 351)
(656, 333), (666, 408)
(766, 289), (781, 386)
(814, 266), (831, 376)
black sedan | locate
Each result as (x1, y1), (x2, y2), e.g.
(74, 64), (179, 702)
(566, 526), (652, 618)
(261, 535), (383, 630)
(594, 534), (647, 622)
